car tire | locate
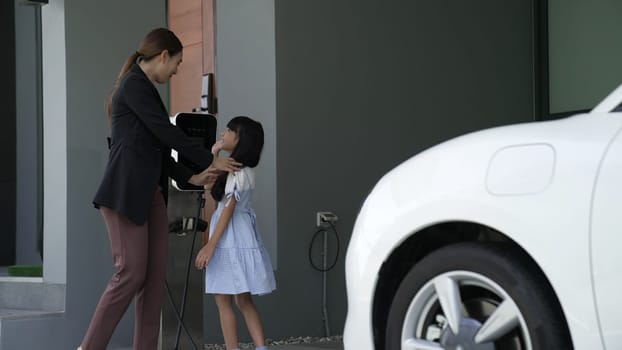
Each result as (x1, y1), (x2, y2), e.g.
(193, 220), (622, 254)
(385, 242), (573, 350)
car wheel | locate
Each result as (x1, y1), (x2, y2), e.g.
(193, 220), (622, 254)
(385, 242), (572, 350)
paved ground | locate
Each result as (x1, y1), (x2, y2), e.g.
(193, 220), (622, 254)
(2, 266), (344, 350)
(273, 341), (343, 350)
(115, 340), (344, 350)
(112, 337), (344, 350)
(203, 338), (344, 350)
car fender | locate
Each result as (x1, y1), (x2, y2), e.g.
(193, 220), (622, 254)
(346, 113), (622, 349)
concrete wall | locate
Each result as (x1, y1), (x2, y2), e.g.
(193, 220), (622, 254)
(548, 0), (622, 113)
(63, 0), (168, 347)
(214, 0), (278, 267)
(272, 0), (535, 338)
(41, 0), (67, 285)
(198, 0), (278, 343)
(5, 0), (538, 348)
(3, 0), (168, 349)
(207, 0), (536, 341)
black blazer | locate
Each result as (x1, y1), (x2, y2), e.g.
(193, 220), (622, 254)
(93, 64), (213, 225)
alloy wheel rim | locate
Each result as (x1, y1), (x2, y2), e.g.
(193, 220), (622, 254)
(400, 270), (532, 350)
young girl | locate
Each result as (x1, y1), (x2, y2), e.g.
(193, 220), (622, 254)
(195, 116), (276, 350)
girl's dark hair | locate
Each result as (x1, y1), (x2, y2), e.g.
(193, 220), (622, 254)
(211, 116), (265, 202)
(106, 28), (183, 122)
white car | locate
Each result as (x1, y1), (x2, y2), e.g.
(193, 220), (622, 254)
(344, 85), (622, 350)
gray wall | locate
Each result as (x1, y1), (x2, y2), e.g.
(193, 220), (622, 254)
(41, 0), (67, 284)
(4, 0), (169, 349)
(199, 0), (278, 343)
(64, 0), (168, 348)
(548, 0), (622, 113)
(5, 0), (538, 348)
(206, 0), (536, 342)
(271, 0), (535, 338)
(215, 0), (278, 267)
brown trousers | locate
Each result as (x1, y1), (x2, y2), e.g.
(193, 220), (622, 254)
(81, 189), (168, 350)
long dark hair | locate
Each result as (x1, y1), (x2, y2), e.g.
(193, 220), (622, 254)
(211, 116), (265, 202)
(106, 28), (183, 122)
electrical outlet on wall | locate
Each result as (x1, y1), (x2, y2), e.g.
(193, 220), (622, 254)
(316, 211), (338, 227)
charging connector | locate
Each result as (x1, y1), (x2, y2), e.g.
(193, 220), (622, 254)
(316, 211), (338, 227)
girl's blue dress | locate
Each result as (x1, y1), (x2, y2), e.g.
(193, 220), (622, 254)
(205, 167), (276, 295)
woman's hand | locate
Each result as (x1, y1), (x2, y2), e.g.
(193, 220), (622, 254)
(211, 139), (224, 155)
(212, 156), (242, 173)
(188, 167), (220, 186)
(210, 139), (241, 172)
(195, 243), (215, 269)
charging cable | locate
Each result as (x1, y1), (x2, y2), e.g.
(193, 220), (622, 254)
(308, 221), (340, 272)
(308, 219), (340, 337)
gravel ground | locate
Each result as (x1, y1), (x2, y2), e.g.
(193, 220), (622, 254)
(204, 335), (343, 349)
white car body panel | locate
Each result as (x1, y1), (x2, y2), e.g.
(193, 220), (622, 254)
(344, 85), (622, 350)
(591, 127), (622, 349)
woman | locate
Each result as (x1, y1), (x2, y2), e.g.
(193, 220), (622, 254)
(78, 28), (239, 350)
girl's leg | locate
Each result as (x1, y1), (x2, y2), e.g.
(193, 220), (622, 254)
(215, 294), (239, 350)
(234, 293), (266, 347)
(134, 190), (169, 350)
(80, 207), (150, 350)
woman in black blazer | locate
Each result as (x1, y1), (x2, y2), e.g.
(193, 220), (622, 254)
(79, 28), (239, 350)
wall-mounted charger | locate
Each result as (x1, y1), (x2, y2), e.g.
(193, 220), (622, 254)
(316, 211), (338, 227)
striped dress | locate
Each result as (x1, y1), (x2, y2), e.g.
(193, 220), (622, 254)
(205, 167), (276, 295)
